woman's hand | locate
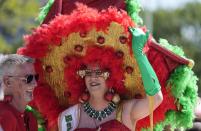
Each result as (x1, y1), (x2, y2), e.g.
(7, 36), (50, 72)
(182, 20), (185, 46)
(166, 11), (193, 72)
(129, 27), (160, 96)
(129, 27), (149, 57)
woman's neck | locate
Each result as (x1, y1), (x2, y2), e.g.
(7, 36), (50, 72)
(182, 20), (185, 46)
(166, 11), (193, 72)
(88, 95), (109, 110)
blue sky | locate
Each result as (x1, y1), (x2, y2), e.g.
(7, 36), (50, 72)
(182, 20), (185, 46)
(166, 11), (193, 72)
(140, 0), (201, 10)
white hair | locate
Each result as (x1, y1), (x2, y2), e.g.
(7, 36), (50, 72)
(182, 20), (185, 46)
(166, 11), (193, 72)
(0, 54), (34, 100)
(0, 54), (5, 100)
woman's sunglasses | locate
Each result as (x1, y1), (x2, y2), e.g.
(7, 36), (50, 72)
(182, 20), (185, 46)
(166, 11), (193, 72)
(8, 74), (39, 84)
(77, 69), (109, 79)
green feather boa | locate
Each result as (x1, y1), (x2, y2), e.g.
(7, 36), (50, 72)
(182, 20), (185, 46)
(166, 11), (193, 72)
(125, 0), (143, 25)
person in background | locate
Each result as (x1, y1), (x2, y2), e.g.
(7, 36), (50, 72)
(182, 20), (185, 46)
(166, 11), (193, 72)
(0, 54), (38, 131)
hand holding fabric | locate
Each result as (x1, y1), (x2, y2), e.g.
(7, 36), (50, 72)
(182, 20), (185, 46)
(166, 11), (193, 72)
(129, 28), (161, 96)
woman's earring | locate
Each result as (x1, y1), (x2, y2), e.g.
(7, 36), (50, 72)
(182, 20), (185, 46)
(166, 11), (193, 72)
(79, 89), (90, 103)
(105, 88), (120, 104)
(104, 88), (114, 102)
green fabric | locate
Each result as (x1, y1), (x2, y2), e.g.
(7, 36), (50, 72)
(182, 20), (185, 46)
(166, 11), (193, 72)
(37, 0), (54, 24)
(129, 28), (161, 96)
(25, 106), (46, 131)
(125, 0), (143, 25)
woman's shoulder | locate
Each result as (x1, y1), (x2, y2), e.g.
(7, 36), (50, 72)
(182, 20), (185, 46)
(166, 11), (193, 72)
(58, 104), (81, 131)
(59, 103), (81, 122)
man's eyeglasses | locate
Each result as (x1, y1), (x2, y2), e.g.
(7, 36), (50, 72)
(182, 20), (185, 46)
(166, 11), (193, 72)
(77, 69), (109, 79)
(8, 74), (39, 84)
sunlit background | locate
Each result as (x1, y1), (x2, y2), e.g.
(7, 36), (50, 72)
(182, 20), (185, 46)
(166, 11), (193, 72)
(0, 0), (200, 95)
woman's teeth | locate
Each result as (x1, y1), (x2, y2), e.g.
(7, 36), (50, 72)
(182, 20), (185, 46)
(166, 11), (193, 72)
(90, 82), (100, 86)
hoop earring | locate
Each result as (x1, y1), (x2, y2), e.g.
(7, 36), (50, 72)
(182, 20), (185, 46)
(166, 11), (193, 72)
(79, 89), (90, 103)
(104, 88), (114, 102)
(104, 88), (120, 104)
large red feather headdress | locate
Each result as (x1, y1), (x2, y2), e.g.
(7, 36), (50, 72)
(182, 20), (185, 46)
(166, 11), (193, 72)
(18, 3), (198, 131)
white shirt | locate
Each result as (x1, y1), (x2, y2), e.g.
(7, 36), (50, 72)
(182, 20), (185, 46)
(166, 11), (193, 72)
(58, 104), (80, 131)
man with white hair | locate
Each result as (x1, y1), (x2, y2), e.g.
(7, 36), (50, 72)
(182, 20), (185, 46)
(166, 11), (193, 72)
(0, 54), (38, 131)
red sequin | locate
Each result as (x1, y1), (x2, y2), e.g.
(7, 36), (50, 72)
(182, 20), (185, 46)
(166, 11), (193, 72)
(45, 65), (53, 73)
(74, 45), (83, 52)
(97, 36), (105, 44)
(116, 51), (124, 58)
(119, 36), (127, 44)
(79, 32), (87, 37)
(125, 66), (133, 74)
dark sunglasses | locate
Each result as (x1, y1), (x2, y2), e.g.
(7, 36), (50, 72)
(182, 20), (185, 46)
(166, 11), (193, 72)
(8, 74), (39, 84)
(25, 74), (39, 83)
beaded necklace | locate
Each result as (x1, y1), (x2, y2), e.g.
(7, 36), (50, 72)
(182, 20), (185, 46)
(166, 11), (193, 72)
(83, 102), (117, 121)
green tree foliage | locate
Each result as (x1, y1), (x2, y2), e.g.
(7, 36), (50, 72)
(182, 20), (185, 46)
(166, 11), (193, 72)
(0, 35), (12, 53)
(152, 2), (201, 95)
(0, 0), (39, 53)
